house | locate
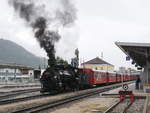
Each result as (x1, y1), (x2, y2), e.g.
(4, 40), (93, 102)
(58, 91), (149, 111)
(0, 61), (34, 83)
(81, 57), (114, 72)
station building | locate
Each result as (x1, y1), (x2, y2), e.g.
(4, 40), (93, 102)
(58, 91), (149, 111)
(81, 57), (114, 72)
(115, 42), (150, 92)
(0, 61), (34, 83)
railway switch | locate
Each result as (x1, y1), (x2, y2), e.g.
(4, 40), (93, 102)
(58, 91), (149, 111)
(119, 90), (135, 103)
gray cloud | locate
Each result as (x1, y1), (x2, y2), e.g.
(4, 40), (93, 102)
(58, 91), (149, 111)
(1, 0), (150, 69)
(76, 0), (150, 69)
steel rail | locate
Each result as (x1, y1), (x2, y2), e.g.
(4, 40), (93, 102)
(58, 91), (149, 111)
(8, 82), (133, 113)
(9, 87), (115, 113)
(104, 101), (133, 113)
(103, 101), (121, 113)
(0, 84), (40, 89)
(0, 85), (116, 105)
(0, 88), (40, 100)
(0, 93), (50, 105)
(122, 102), (133, 113)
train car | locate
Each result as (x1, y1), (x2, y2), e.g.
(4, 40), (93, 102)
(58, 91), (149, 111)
(108, 72), (117, 83)
(116, 73), (121, 82)
(82, 69), (109, 86)
(40, 66), (139, 93)
(82, 69), (117, 86)
(81, 68), (94, 87)
(92, 69), (108, 85)
(81, 68), (138, 87)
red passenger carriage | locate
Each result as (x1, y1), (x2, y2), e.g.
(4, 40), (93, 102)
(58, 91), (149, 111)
(82, 68), (138, 87)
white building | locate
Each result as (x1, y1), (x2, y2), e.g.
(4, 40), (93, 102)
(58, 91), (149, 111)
(0, 63), (34, 83)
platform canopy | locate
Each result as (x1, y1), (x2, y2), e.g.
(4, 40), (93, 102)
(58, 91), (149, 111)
(115, 42), (150, 67)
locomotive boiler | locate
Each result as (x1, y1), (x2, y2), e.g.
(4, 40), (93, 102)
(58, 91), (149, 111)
(40, 65), (84, 93)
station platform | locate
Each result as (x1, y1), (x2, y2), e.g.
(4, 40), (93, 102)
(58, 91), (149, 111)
(103, 83), (150, 97)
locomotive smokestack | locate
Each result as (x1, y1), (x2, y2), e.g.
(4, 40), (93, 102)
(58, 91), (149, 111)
(9, 0), (76, 68)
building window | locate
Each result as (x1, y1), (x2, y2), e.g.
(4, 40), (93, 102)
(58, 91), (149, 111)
(101, 67), (103, 70)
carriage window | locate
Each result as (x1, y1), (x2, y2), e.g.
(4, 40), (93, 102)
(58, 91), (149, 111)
(94, 73), (98, 78)
(101, 73), (106, 77)
(94, 73), (102, 78)
(98, 73), (101, 78)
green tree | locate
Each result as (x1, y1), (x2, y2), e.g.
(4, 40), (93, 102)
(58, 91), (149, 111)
(56, 56), (68, 66)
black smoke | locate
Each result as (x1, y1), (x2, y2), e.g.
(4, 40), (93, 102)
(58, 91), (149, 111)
(33, 17), (60, 67)
(9, 0), (76, 68)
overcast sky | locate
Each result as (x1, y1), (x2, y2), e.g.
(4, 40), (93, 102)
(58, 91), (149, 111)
(1, 0), (150, 69)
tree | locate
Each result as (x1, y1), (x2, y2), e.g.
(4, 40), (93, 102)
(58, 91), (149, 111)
(56, 56), (68, 66)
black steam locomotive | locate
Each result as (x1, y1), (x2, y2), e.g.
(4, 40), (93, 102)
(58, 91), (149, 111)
(40, 65), (86, 93)
(40, 64), (138, 93)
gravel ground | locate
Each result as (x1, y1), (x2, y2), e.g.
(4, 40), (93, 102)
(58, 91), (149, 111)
(0, 91), (93, 113)
(108, 99), (130, 113)
(37, 84), (136, 113)
(42, 96), (117, 113)
(0, 87), (40, 93)
(0, 83), (137, 113)
(0, 91), (41, 100)
(127, 99), (145, 113)
(107, 99), (144, 113)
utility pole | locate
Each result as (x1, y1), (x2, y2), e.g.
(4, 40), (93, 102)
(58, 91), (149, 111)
(75, 48), (79, 67)
(101, 52), (103, 59)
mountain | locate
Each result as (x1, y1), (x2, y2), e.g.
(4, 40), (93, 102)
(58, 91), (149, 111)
(0, 39), (47, 69)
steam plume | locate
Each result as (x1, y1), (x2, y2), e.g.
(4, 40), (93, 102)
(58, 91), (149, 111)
(9, 0), (76, 68)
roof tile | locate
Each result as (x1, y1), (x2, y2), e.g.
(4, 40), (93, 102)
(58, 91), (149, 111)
(82, 57), (113, 66)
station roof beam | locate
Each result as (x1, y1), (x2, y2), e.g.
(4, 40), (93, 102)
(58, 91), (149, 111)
(115, 42), (150, 67)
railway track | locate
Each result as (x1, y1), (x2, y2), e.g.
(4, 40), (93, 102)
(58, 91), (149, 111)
(0, 93), (51, 105)
(103, 101), (121, 113)
(104, 100), (133, 113)
(0, 84), (40, 89)
(104, 99), (145, 113)
(6, 82), (133, 113)
(0, 88), (41, 100)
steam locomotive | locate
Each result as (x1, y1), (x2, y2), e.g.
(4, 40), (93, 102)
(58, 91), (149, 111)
(40, 65), (83, 93)
(40, 65), (138, 93)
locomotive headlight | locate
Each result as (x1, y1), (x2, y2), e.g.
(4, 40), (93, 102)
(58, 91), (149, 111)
(59, 71), (63, 75)
(59, 82), (62, 87)
(76, 77), (79, 80)
(75, 69), (78, 72)
(54, 76), (57, 79)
